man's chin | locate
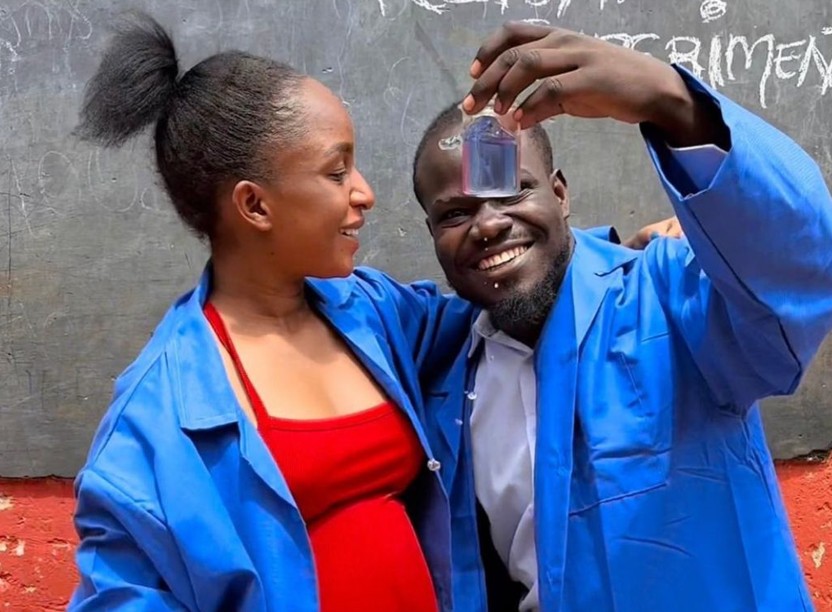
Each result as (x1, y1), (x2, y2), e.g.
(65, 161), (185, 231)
(446, 278), (509, 310)
(448, 281), (545, 331)
(452, 262), (567, 332)
(490, 287), (550, 330)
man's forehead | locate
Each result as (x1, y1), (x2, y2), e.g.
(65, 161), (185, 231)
(422, 132), (463, 171)
(419, 125), (549, 190)
(417, 129), (463, 191)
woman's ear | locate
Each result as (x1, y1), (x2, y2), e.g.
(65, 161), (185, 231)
(232, 180), (273, 232)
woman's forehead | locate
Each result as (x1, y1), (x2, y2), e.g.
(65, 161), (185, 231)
(299, 79), (353, 129)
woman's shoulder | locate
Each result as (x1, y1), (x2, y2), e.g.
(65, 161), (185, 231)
(79, 282), (216, 493)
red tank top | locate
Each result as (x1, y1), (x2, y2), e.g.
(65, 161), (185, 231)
(203, 303), (438, 612)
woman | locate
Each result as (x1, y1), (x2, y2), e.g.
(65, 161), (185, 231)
(69, 12), (473, 612)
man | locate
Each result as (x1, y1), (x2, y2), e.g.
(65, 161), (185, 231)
(413, 23), (832, 612)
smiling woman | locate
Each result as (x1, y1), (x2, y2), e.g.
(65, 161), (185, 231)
(68, 10), (476, 612)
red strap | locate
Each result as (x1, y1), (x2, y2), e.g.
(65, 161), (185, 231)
(203, 302), (271, 424)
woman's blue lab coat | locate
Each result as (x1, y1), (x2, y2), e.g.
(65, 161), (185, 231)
(69, 269), (473, 611)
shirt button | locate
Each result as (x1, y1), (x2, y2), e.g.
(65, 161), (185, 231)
(427, 459), (442, 472)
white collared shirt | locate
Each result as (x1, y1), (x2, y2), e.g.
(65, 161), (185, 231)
(469, 310), (541, 610)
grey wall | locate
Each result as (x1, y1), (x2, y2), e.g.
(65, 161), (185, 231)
(1, 0), (830, 476)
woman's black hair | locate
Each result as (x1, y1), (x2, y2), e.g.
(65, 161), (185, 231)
(77, 11), (306, 239)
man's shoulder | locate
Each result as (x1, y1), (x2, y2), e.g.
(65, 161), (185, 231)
(572, 227), (641, 275)
(574, 227), (693, 278)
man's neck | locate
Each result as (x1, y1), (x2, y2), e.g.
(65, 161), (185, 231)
(492, 318), (547, 349)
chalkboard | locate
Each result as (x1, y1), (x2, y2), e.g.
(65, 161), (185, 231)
(1, 0), (830, 477)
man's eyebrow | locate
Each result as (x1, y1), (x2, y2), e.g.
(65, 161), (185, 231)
(433, 195), (474, 208)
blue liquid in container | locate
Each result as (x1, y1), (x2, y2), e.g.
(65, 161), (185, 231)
(462, 115), (519, 197)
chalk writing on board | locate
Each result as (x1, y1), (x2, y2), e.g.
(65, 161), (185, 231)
(628, 30), (832, 108)
(374, 2), (831, 109)
(699, 0), (726, 23)
(0, 1), (93, 81)
(0, 1), (92, 47)
(378, 0), (635, 18)
(5, 157), (33, 238)
(37, 150), (79, 210)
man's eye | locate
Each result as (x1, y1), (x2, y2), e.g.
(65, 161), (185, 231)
(330, 170), (348, 183)
(502, 187), (531, 205)
(441, 209), (466, 221)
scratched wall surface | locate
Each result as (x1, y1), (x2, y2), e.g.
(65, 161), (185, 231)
(0, 0), (830, 476)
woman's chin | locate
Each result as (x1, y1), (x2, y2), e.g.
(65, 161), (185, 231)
(311, 260), (356, 280)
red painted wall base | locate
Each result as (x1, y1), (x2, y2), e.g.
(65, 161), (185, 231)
(1, 461), (830, 611)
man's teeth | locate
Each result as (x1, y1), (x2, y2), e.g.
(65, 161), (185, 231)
(478, 245), (529, 271)
(341, 229), (359, 237)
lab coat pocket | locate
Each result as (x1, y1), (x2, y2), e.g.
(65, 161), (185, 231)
(570, 333), (673, 514)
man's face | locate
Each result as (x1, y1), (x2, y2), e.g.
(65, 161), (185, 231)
(416, 125), (572, 320)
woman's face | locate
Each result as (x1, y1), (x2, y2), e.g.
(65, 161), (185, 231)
(232, 77), (375, 281)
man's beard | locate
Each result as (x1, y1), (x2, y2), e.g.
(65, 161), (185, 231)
(446, 235), (574, 334)
(488, 242), (571, 333)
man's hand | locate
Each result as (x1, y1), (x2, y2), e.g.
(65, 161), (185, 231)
(622, 216), (684, 250)
(464, 22), (729, 148)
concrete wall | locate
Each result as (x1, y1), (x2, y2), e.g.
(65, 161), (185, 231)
(1, 462), (830, 610)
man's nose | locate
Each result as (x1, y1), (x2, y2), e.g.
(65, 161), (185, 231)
(470, 202), (511, 243)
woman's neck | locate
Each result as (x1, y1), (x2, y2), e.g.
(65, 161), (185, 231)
(209, 252), (314, 334)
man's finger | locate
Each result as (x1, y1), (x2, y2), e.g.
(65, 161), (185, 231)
(495, 49), (581, 115)
(664, 217), (683, 238)
(465, 43), (579, 116)
(471, 21), (553, 78)
(462, 43), (540, 115)
(513, 71), (584, 128)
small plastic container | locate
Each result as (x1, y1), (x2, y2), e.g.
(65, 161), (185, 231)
(461, 101), (520, 197)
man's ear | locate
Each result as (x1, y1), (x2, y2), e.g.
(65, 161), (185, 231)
(551, 169), (570, 220)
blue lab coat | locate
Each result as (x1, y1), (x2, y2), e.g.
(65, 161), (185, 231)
(419, 71), (832, 611)
(69, 269), (473, 611)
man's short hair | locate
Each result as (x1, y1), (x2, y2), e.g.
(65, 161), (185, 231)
(412, 101), (555, 207)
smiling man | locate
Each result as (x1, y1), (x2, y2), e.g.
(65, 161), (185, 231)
(413, 23), (832, 612)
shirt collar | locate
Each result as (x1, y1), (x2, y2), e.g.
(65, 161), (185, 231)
(468, 310), (493, 357)
(468, 310), (535, 357)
